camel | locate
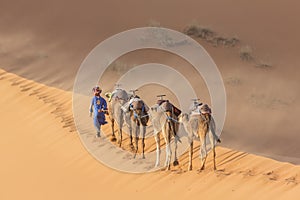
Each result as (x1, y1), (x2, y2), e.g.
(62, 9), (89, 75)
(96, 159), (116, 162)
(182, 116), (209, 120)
(105, 88), (132, 147)
(129, 93), (149, 159)
(149, 95), (181, 170)
(179, 103), (221, 171)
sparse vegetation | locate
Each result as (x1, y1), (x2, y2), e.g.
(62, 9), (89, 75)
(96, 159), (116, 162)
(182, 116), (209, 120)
(183, 24), (215, 40)
(212, 36), (239, 47)
(255, 60), (273, 69)
(225, 77), (242, 86)
(183, 23), (239, 47)
(145, 20), (272, 70)
(239, 45), (254, 61)
(225, 37), (240, 47)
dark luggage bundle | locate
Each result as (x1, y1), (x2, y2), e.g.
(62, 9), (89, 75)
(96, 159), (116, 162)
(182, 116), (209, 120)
(172, 105), (181, 117)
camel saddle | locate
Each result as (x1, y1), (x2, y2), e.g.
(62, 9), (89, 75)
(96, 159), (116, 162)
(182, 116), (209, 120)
(157, 99), (181, 117)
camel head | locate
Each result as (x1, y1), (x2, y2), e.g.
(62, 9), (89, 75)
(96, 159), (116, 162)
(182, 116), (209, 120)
(199, 104), (212, 114)
(130, 100), (144, 111)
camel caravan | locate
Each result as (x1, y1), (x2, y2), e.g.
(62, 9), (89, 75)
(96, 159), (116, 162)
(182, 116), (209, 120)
(102, 85), (221, 171)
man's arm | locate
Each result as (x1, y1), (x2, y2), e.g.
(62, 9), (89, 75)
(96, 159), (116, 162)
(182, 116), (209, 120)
(89, 98), (94, 117)
(102, 97), (109, 115)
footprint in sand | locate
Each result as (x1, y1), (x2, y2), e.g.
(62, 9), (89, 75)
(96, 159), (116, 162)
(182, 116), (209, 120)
(263, 171), (278, 181)
(132, 160), (144, 165)
(20, 87), (32, 92)
(98, 143), (107, 148)
(285, 176), (298, 185)
(215, 169), (231, 177)
(20, 82), (35, 89)
(115, 150), (124, 154)
(144, 165), (155, 171)
(29, 90), (39, 96)
(122, 153), (132, 160)
(11, 80), (26, 86)
(238, 169), (256, 177)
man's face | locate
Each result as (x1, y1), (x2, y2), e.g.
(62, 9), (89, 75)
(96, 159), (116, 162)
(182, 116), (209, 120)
(94, 90), (100, 96)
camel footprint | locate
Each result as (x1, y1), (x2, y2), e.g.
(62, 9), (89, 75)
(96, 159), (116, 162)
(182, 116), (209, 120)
(263, 171), (278, 181)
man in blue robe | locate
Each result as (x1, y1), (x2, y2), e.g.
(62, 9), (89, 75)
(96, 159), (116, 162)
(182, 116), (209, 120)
(89, 86), (108, 137)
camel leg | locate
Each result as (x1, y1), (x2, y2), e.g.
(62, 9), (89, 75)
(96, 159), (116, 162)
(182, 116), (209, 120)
(173, 132), (179, 166)
(133, 123), (140, 159)
(142, 125), (146, 159)
(129, 126), (134, 150)
(164, 122), (172, 171)
(125, 112), (134, 150)
(154, 132), (161, 167)
(117, 113), (124, 147)
(165, 143), (171, 171)
(188, 140), (193, 171)
(210, 117), (221, 143)
(199, 135), (207, 171)
(162, 123), (168, 169)
(171, 121), (179, 166)
(212, 146), (216, 171)
(209, 131), (217, 171)
(118, 127), (123, 147)
(111, 118), (117, 142)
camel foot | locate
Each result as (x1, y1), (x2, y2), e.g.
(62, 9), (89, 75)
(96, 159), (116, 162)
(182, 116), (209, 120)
(116, 140), (122, 147)
(173, 160), (179, 166)
(155, 163), (160, 168)
(142, 155), (145, 159)
(188, 166), (192, 171)
(111, 137), (117, 142)
(165, 166), (171, 171)
(217, 138), (221, 143)
(199, 165), (205, 171)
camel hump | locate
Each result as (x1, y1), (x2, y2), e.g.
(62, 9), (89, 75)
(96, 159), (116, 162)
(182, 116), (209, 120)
(111, 89), (128, 100)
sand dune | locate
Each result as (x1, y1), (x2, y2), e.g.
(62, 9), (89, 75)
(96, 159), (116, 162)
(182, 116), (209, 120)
(1, 0), (300, 163)
(1, 69), (300, 200)
(1, 0), (300, 199)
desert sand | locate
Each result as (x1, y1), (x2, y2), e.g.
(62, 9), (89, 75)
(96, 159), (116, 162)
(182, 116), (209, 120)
(1, 69), (300, 199)
(1, 0), (300, 199)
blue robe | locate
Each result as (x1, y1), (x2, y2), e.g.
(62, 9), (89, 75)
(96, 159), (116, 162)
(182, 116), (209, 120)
(90, 96), (107, 133)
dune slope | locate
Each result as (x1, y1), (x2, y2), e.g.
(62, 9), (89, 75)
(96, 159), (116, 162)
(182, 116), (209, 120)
(1, 68), (300, 200)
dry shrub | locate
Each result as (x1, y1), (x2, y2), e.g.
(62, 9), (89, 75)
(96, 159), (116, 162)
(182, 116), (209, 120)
(239, 45), (253, 61)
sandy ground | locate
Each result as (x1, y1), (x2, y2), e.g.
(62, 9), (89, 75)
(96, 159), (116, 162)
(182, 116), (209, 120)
(1, 68), (300, 200)
(1, 0), (300, 199)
